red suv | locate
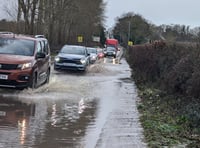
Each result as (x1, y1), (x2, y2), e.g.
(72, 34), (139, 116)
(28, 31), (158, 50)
(0, 32), (51, 89)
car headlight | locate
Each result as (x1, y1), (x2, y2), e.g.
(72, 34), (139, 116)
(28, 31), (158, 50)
(91, 55), (96, 59)
(113, 51), (116, 54)
(18, 62), (32, 70)
(55, 56), (60, 62)
(80, 58), (86, 64)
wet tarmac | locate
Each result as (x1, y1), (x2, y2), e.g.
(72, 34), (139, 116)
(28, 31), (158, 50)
(0, 58), (146, 148)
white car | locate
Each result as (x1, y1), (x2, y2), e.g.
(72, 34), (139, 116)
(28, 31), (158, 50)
(87, 47), (98, 64)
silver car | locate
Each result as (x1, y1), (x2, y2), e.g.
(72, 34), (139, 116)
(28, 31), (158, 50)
(87, 47), (98, 64)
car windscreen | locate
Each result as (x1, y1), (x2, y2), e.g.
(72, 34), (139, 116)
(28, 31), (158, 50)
(0, 38), (35, 56)
(60, 46), (85, 55)
(106, 47), (116, 51)
(87, 48), (97, 54)
(97, 49), (103, 53)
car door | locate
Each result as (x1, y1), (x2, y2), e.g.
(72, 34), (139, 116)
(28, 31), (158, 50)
(36, 41), (47, 84)
(85, 48), (90, 65)
(42, 39), (50, 74)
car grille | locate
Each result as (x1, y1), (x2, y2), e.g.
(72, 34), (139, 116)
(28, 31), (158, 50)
(0, 63), (19, 70)
(0, 79), (29, 88)
(58, 57), (81, 64)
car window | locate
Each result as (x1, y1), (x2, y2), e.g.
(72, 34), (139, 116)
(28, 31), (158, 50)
(41, 41), (45, 52)
(107, 47), (116, 51)
(43, 40), (49, 55)
(37, 41), (43, 53)
(61, 46), (85, 55)
(87, 48), (97, 54)
(97, 49), (103, 53)
(0, 38), (35, 56)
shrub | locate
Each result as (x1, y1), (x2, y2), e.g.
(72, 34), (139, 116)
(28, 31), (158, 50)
(126, 42), (200, 98)
(126, 44), (160, 85)
(127, 41), (200, 146)
(164, 55), (194, 94)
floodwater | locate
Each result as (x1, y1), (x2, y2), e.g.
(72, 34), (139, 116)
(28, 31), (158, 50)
(0, 58), (146, 148)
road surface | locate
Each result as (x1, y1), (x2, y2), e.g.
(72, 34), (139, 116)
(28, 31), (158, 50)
(0, 58), (147, 148)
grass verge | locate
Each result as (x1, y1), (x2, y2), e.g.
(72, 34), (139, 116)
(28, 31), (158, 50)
(137, 86), (200, 148)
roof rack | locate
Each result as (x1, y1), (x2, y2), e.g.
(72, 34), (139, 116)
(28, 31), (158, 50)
(35, 35), (45, 38)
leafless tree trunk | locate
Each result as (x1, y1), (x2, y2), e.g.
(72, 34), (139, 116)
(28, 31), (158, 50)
(18, 0), (39, 34)
(17, 0), (22, 22)
(3, 0), (106, 47)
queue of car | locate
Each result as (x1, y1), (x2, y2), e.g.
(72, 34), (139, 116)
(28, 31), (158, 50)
(0, 32), (121, 89)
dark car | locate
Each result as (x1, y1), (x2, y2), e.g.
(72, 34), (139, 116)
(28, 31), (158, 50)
(54, 45), (90, 71)
(104, 46), (117, 58)
(0, 33), (51, 89)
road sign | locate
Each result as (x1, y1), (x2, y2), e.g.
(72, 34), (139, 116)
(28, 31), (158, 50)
(92, 36), (100, 42)
(78, 35), (83, 43)
(128, 41), (133, 46)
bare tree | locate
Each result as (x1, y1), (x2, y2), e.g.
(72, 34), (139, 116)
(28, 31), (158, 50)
(2, 0), (106, 47)
(18, 0), (39, 34)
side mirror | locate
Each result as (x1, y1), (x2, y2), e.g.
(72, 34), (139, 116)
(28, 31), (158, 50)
(36, 52), (46, 59)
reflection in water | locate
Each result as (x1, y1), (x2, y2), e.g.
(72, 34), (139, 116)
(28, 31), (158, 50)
(78, 98), (86, 114)
(51, 104), (57, 126)
(0, 96), (35, 148)
(0, 92), (98, 148)
(19, 119), (26, 144)
(35, 99), (98, 148)
(0, 97), (35, 126)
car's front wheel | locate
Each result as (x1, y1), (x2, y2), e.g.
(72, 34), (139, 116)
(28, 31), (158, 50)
(45, 68), (50, 84)
(54, 65), (59, 71)
(29, 72), (37, 89)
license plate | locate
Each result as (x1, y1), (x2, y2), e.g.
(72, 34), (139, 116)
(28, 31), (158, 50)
(0, 111), (6, 116)
(63, 63), (76, 66)
(0, 74), (8, 80)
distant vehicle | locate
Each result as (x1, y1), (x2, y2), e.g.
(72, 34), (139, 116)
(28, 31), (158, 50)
(54, 45), (90, 71)
(104, 46), (117, 58)
(87, 47), (98, 64)
(105, 38), (119, 50)
(0, 32), (51, 89)
(97, 48), (104, 59)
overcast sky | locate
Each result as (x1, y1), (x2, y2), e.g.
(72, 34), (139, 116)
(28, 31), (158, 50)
(104, 0), (200, 29)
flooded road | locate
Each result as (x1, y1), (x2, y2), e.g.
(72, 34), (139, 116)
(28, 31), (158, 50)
(0, 58), (146, 148)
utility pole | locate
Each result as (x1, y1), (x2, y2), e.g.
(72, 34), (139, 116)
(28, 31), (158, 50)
(127, 21), (133, 46)
(128, 21), (131, 41)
